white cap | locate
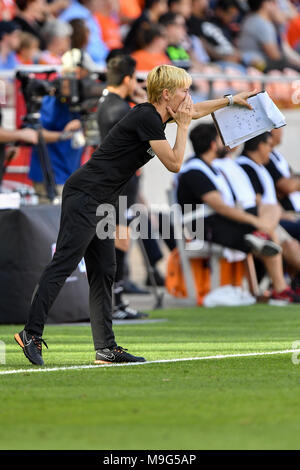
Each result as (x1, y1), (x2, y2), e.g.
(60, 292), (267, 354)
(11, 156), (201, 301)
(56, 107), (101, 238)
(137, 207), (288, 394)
(61, 48), (96, 72)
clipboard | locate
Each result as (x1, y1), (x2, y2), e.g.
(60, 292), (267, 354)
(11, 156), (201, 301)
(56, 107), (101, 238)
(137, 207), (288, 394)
(211, 91), (286, 149)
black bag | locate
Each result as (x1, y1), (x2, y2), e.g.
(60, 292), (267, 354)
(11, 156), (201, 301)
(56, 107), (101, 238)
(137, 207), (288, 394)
(0, 204), (90, 324)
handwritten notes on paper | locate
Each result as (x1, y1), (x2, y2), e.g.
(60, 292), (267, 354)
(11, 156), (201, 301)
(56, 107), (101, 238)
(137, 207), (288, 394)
(212, 91), (286, 149)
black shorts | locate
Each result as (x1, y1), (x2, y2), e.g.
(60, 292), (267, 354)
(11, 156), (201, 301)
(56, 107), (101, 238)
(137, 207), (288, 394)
(203, 207), (257, 253)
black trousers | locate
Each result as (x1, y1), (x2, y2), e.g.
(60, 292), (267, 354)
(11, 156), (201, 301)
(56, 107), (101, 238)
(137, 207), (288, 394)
(204, 209), (257, 253)
(25, 186), (117, 350)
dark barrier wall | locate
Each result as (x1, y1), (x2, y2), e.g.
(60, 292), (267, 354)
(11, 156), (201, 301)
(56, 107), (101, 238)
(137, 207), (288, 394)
(0, 205), (90, 324)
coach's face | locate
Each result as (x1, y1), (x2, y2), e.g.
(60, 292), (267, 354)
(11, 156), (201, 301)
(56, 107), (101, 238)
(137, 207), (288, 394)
(169, 86), (191, 112)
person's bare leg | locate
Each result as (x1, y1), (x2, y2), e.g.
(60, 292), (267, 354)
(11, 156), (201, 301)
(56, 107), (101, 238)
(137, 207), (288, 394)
(281, 239), (300, 273)
(260, 254), (287, 292)
(258, 204), (281, 233)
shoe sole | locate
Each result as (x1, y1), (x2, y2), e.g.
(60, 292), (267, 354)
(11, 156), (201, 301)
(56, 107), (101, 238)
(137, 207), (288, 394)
(244, 237), (282, 257)
(14, 333), (44, 366)
(268, 299), (290, 306)
(112, 315), (148, 320)
(94, 358), (146, 364)
(94, 360), (113, 364)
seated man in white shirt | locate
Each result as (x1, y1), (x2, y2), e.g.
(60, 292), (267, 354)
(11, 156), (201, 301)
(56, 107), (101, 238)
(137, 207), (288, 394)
(213, 133), (300, 293)
(177, 123), (300, 303)
(265, 128), (300, 242)
(236, 132), (300, 271)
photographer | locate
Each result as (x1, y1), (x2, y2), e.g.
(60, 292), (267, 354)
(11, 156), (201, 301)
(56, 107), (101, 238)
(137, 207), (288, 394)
(29, 113), (83, 204)
(28, 51), (88, 202)
(28, 97), (83, 202)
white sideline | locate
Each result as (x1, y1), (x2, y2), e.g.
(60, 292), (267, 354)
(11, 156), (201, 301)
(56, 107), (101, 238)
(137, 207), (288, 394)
(1, 348), (300, 375)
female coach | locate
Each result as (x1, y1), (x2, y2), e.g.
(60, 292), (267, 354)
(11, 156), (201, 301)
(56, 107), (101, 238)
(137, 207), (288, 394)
(15, 64), (254, 366)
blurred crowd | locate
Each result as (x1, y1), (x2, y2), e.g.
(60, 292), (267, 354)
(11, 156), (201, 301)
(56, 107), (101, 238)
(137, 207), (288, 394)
(2, 0), (300, 77)
(2, 0), (300, 310)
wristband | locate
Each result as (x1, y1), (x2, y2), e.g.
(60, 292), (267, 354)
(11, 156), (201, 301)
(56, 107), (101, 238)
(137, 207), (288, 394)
(59, 131), (73, 141)
(224, 94), (234, 106)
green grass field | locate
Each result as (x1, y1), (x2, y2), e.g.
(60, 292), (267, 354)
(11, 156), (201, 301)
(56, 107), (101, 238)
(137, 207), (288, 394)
(1, 305), (300, 450)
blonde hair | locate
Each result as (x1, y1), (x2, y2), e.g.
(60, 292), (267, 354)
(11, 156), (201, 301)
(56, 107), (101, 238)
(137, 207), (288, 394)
(146, 65), (192, 104)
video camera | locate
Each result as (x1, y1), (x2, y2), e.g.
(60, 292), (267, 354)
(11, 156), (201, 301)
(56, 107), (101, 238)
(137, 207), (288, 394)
(16, 70), (106, 146)
(16, 70), (105, 114)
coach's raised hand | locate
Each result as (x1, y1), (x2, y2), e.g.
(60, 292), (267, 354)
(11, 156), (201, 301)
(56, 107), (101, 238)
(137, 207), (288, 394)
(150, 95), (194, 173)
(167, 94), (194, 129)
(233, 89), (258, 110)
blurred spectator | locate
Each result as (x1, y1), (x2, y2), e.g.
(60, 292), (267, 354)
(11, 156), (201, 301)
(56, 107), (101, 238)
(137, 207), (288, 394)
(159, 12), (191, 68)
(119, 0), (143, 24)
(131, 23), (171, 71)
(286, 13), (300, 53)
(168, 0), (192, 19)
(159, 10), (212, 74)
(187, 0), (242, 63)
(59, 0), (108, 65)
(124, 0), (168, 52)
(39, 19), (72, 64)
(94, 0), (123, 50)
(13, 0), (47, 49)
(46, 0), (71, 16)
(275, 0), (297, 22)
(0, 0), (16, 21)
(209, 0), (241, 42)
(16, 31), (39, 64)
(238, 0), (300, 71)
(0, 20), (21, 69)
(69, 17), (89, 50)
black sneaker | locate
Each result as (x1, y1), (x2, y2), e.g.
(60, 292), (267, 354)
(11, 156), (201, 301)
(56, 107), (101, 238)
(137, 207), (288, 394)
(112, 303), (149, 320)
(95, 345), (146, 364)
(14, 330), (48, 366)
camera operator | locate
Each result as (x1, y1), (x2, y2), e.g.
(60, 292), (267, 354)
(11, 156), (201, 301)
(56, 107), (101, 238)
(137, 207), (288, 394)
(28, 106), (82, 202)
(28, 55), (87, 202)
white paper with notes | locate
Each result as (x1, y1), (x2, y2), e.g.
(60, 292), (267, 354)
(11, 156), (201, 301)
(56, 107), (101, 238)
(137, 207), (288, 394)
(212, 91), (286, 149)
